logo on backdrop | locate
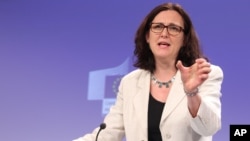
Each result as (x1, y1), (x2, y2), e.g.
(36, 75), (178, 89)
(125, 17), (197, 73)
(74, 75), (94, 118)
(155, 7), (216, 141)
(87, 57), (131, 115)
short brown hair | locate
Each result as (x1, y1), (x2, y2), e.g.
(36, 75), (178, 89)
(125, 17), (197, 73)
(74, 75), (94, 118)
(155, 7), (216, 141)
(133, 3), (206, 73)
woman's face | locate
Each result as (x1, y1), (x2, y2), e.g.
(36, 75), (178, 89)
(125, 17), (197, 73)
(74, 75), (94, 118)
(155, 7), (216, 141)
(146, 10), (184, 62)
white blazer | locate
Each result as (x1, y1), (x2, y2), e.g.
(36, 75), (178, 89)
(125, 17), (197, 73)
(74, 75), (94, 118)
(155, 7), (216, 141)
(73, 65), (223, 141)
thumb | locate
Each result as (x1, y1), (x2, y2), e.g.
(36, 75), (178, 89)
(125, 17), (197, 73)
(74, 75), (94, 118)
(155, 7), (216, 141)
(176, 60), (186, 72)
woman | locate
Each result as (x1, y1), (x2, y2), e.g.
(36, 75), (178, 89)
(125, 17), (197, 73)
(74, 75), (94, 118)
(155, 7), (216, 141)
(73, 2), (223, 141)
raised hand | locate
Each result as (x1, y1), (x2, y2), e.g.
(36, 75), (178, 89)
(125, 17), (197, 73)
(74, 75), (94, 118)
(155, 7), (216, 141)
(176, 58), (211, 92)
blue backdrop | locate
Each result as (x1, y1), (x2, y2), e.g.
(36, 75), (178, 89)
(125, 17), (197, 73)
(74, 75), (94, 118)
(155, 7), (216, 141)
(1, 0), (250, 141)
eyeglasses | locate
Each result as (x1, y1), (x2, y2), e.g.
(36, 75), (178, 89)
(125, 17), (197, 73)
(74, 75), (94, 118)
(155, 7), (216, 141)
(150, 23), (184, 36)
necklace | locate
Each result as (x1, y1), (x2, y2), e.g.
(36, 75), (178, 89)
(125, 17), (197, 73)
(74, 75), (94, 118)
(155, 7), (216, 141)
(151, 75), (175, 88)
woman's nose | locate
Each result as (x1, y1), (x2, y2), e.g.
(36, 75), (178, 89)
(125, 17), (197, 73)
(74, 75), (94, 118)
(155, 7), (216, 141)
(160, 28), (169, 38)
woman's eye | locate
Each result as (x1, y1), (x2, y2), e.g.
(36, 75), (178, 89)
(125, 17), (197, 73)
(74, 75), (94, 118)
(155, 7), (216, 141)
(154, 25), (163, 29)
(169, 26), (180, 31)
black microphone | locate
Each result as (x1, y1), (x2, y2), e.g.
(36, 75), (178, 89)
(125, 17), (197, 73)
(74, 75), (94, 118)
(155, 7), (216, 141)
(95, 123), (106, 141)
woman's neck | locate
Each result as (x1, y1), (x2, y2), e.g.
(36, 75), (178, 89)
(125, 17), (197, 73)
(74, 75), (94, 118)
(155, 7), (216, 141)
(153, 60), (177, 81)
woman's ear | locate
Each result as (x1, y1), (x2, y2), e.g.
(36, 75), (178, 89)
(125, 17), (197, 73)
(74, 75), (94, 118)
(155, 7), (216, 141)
(146, 33), (149, 43)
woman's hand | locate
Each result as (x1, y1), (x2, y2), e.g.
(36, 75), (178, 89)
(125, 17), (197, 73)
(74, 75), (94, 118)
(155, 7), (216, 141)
(176, 58), (211, 92)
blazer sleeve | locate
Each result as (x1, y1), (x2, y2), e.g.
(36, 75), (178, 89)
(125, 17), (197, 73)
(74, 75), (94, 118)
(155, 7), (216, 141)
(189, 65), (224, 136)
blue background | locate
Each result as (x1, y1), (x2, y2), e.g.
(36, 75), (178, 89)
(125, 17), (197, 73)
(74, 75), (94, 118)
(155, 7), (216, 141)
(1, 0), (250, 141)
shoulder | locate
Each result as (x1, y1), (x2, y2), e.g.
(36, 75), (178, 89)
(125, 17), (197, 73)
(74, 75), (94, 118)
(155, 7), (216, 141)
(210, 64), (224, 78)
(202, 64), (224, 87)
(121, 69), (150, 82)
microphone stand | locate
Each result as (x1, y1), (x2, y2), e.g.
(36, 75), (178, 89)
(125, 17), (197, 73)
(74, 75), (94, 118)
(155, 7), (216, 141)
(95, 123), (106, 141)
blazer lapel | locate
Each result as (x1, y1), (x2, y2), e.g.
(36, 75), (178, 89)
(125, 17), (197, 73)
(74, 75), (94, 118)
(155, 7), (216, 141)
(133, 70), (151, 135)
(131, 70), (186, 136)
(160, 70), (186, 123)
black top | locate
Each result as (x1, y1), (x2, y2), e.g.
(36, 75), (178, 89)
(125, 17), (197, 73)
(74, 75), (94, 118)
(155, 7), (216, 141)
(148, 93), (165, 141)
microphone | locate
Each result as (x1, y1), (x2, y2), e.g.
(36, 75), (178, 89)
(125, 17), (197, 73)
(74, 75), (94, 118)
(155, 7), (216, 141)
(95, 123), (106, 141)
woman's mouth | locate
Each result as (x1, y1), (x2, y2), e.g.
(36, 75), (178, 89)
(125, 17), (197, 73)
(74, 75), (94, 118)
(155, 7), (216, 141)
(158, 41), (170, 48)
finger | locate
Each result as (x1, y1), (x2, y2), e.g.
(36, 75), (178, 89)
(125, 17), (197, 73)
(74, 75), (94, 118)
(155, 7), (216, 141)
(176, 60), (185, 72)
(198, 67), (211, 76)
(198, 62), (211, 69)
(195, 58), (207, 64)
(199, 74), (209, 81)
